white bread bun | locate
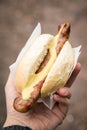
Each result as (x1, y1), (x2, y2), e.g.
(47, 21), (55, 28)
(15, 33), (74, 100)
(15, 34), (53, 92)
(41, 41), (74, 97)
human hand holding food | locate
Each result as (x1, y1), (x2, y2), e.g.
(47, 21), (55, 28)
(12, 22), (76, 112)
(4, 63), (81, 130)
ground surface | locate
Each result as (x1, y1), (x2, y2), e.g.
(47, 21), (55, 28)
(0, 0), (87, 129)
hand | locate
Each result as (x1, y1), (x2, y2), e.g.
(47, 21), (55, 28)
(4, 63), (81, 130)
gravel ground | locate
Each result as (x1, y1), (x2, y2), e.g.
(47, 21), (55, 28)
(0, 0), (87, 129)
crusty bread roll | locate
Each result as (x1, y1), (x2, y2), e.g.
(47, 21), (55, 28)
(13, 22), (74, 112)
(41, 41), (74, 97)
(15, 34), (53, 93)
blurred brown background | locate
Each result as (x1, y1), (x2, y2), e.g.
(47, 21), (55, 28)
(0, 0), (87, 129)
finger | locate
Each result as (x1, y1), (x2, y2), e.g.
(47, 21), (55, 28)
(53, 94), (69, 105)
(65, 63), (81, 87)
(56, 87), (71, 99)
(53, 94), (70, 120)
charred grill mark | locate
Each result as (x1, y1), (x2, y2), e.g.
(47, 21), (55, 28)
(56, 22), (70, 55)
(35, 49), (50, 73)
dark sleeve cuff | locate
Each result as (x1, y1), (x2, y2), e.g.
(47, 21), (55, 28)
(1, 125), (32, 130)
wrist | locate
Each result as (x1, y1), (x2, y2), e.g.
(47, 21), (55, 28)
(3, 112), (34, 130)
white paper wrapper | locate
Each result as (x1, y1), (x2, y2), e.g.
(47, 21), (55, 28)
(10, 23), (41, 82)
(9, 23), (81, 109)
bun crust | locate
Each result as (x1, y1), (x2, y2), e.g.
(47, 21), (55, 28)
(41, 41), (74, 97)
